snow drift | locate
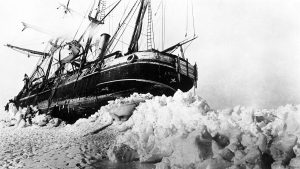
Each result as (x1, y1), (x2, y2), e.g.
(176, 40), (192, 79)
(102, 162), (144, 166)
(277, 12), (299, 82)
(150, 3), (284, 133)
(1, 90), (300, 169)
(104, 90), (300, 169)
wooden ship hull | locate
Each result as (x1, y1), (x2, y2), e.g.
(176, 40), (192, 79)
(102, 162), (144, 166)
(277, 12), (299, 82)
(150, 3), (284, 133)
(17, 51), (197, 120)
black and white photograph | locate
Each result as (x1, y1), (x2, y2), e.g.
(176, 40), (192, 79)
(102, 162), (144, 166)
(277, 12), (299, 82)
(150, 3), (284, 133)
(0, 0), (300, 168)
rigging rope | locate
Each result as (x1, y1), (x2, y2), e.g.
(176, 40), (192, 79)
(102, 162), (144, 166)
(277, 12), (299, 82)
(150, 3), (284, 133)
(122, 22), (147, 36)
(154, 0), (162, 16)
(191, 0), (196, 37)
(111, 7), (138, 51)
(10, 26), (24, 44)
(161, 0), (165, 50)
(151, 5), (155, 49)
(185, 0), (189, 37)
(185, 0), (196, 38)
(73, 2), (93, 40)
(183, 40), (193, 54)
(116, 0), (130, 52)
(119, 0), (131, 22)
(110, 0), (140, 52)
(105, 0), (139, 53)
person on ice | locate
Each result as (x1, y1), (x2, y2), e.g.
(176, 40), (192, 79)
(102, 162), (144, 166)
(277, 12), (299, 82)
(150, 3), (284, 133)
(4, 102), (9, 112)
(23, 74), (30, 90)
(24, 105), (34, 125)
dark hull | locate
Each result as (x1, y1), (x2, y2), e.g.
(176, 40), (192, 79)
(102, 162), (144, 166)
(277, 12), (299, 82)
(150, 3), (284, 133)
(17, 52), (196, 120)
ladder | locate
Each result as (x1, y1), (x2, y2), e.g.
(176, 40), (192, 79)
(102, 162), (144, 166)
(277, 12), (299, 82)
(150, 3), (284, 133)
(147, 1), (153, 50)
(98, 0), (106, 24)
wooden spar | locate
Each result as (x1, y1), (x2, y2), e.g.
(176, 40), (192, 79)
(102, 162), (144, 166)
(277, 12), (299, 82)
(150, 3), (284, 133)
(5, 44), (50, 57)
(161, 36), (197, 54)
(127, 0), (149, 54)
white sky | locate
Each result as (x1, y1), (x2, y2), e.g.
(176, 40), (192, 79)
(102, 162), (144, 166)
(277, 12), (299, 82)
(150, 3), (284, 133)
(0, 0), (300, 110)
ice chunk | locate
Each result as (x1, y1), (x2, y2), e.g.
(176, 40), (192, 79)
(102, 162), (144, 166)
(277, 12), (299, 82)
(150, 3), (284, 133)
(108, 143), (139, 163)
(270, 134), (297, 166)
(196, 157), (232, 169)
(256, 133), (268, 153)
(289, 157), (300, 169)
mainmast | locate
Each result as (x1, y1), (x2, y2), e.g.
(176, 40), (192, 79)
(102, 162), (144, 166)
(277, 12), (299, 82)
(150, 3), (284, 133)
(80, 0), (121, 68)
(88, 0), (106, 24)
(128, 0), (149, 54)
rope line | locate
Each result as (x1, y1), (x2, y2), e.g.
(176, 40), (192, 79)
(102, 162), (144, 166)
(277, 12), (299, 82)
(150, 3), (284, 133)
(191, 0), (196, 37)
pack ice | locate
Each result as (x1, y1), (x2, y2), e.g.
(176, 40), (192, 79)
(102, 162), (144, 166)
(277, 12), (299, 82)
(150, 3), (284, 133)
(104, 90), (300, 169)
(2, 90), (300, 169)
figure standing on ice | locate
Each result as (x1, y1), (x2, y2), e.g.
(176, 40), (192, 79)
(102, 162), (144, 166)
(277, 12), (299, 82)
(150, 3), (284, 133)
(4, 101), (9, 111)
(24, 105), (35, 126)
(23, 74), (29, 90)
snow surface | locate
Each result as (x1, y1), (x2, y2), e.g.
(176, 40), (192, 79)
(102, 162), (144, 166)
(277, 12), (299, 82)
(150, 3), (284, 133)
(107, 90), (300, 169)
(1, 90), (300, 169)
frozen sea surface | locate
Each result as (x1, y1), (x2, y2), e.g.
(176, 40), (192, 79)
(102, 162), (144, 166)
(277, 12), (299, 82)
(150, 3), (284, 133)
(1, 91), (300, 169)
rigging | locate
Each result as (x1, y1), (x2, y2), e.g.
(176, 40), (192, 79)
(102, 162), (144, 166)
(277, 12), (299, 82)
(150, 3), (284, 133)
(107, 0), (140, 53)
(146, 1), (154, 49)
(128, 0), (149, 53)
(161, 0), (165, 50)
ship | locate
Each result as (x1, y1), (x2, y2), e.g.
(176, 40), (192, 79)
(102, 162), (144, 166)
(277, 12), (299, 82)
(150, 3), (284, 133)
(6, 0), (198, 121)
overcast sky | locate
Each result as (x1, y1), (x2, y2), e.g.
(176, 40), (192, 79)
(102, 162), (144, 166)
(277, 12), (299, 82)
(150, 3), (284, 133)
(0, 0), (300, 110)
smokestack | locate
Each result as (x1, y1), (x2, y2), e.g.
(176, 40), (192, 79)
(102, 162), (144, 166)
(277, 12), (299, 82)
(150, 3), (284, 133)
(98, 33), (111, 61)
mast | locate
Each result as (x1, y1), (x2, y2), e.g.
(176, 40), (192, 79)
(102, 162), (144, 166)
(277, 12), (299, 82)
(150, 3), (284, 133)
(105, 0), (140, 54)
(80, 0), (121, 67)
(79, 0), (121, 57)
(5, 44), (50, 57)
(80, 0), (106, 68)
(45, 39), (62, 80)
(45, 56), (54, 80)
(84, 0), (108, 56)
(127, 0), (149, 54)
(88, 0), (106, 24)
(87, 0), (121, 25)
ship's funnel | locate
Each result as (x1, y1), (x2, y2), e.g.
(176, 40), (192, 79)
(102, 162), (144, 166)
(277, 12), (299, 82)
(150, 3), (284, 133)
(98, 33), (111, 61)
